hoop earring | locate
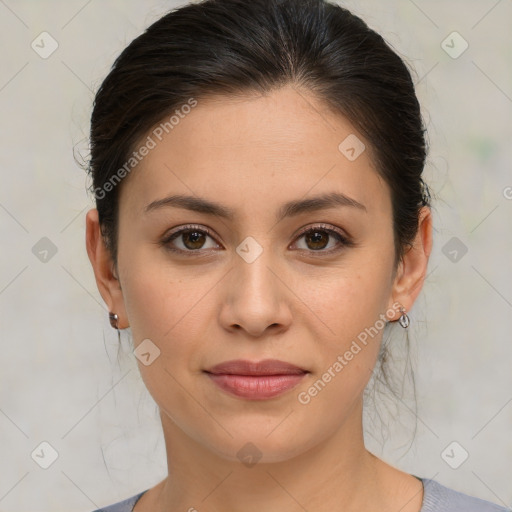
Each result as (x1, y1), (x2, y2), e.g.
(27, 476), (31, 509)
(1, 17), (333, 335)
(109, 312), (121, 343)
(398, 307), (410, 329)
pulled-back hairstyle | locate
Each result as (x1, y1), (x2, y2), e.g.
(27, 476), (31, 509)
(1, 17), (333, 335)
(87, 0), (430, 274)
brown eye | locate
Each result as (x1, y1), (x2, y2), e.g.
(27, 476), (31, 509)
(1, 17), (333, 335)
(162, 225), (220, 253)
(304, 230), (330, 250)
(161, 223), (353, 256)
(180, 230), (207, 250)
(293, 224), (353, 254)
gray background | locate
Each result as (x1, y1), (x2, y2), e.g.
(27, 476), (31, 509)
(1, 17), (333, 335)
(0, 0), (511, 510)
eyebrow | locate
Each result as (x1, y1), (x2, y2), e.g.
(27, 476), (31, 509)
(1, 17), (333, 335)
(144, 191), (367, 221)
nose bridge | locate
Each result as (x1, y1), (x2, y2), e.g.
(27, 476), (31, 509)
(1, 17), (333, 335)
(221, 233), (290, 335)
(234, 233), (278, 300)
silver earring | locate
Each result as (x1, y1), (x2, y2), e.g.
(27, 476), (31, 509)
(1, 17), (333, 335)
(398, 307), (410, 328)
(109, 312), (121, 342)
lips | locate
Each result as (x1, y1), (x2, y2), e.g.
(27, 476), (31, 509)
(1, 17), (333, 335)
(204, 358), (308, 376)
(204, 359), (309, 400)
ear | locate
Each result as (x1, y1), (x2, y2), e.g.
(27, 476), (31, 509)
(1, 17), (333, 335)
(85, 208), (128, 328)
(388, 206), (433, 320)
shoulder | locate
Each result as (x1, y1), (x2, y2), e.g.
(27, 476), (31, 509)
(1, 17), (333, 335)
(420, 478), (510, 512)
(90, 490), (148, 512)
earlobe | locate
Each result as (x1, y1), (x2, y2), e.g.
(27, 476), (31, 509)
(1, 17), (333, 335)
(388, 207), (433, 320)
(85, 208), (127, 328)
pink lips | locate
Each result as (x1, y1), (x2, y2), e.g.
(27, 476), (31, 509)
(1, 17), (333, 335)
(204, 359), (308, 400)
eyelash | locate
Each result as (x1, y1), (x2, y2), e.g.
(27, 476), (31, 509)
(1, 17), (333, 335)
(160, 223), (354, 257)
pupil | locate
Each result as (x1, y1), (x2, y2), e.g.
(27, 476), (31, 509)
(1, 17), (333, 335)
(185, 231), (204, 249)
(307, 231), (327, 250)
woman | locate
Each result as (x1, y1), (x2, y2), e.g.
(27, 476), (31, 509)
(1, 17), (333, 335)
(85, 0), (508, 510)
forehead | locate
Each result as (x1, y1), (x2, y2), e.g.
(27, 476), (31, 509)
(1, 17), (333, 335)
(118, 85), (390, 220)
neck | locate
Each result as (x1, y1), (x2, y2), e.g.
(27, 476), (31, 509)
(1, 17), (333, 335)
(151, 400), (387, 512)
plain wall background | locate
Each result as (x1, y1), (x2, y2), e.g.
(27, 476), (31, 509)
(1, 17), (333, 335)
(0, 0), (511, 510)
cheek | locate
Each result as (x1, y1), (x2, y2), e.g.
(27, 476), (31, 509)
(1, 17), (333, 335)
(118, 240), (189, 338)
(292, 255), (393, 395)
(119, 261), (204, 414)
(297, 263), (392, 343)
(292, 280), (387, 427)
(121, 268), (169, 341)
(119, 246), (218, 375)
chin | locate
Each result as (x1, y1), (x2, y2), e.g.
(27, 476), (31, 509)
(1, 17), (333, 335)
(202, 427), (316, 465)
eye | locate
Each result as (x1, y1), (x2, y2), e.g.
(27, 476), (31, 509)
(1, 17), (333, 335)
(160, 223), (354, 256)
(161, 224), (220, 254)
(291, 223), (353, 254)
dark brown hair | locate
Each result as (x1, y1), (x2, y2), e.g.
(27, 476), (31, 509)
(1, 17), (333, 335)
(87, 0), (431, 276)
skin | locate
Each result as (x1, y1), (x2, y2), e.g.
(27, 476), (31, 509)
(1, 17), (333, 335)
(86, 84), (432, 512)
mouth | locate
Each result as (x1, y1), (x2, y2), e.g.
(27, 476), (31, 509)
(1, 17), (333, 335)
(204, 358), (309, 376)
(203, 359), (309, 400)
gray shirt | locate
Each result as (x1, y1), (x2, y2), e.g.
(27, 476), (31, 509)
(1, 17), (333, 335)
(91, 477), (510, 511)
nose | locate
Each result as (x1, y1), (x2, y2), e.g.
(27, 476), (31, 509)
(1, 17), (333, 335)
(218, 247), (293, 338)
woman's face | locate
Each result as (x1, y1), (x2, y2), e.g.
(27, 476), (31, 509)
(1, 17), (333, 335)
(88, 85), (427, 463)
